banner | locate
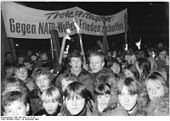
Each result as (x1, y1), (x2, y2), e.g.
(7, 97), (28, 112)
(2, 2), (127, 39)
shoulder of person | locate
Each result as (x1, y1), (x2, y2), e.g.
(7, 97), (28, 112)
(103, 107), (128, 116)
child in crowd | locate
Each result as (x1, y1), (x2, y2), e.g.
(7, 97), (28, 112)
(156, 47), (169, 73)
(23, 59), (33, 77)
(29, 67), (54, 115)
(143, 71), (169, 115)
(1, 91), (30, 116)
(147, 48), (157, 73)
(125, 51), (136, 65)
(55, 73), (76, 92)
(59, 82), (93, 116)
(117, 77), (148, 116)
(3, 64), (15, 79)
(123, 64), (139, 80)
(135, 57), (151, 83)
(93, 82), (127, 116)
(1, 77), (29, 96)
(14, 64), (35, 91)
(108, 58), (122, 81)
(35, 86), (62, 116)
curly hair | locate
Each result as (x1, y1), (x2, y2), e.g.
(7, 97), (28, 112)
(55, 72), (77, 91)
(31, 67), (54, 83)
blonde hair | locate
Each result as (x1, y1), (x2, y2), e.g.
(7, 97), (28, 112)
(145, 71), (169, 96)
(41, 86), (62, 104)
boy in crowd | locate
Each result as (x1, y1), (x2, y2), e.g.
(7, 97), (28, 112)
(35, 86), (62, 116)
(28, 67), (54, 115)
(55, 73), (76, 93)
(14, 64), (35, 91)
(1, 91), (30, 116)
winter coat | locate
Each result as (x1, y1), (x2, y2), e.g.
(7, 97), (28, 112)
(57, 68), (94, 96)
(156, 58), (169, 75)
(142, 96), (169, 116)
(35, 106), (61, 116)
(103, 106), (128, 116)
(91, 68), (117, 87)
(91, 68), (118, 103)
(58, 102), (93, 116)
(92, 93), (127, 116)
(28, 89), (43, 116)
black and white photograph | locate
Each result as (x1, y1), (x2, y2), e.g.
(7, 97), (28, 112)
(1, 1), (169, 118)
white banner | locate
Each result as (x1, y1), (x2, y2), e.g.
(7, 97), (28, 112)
(2, 2), (127, 39)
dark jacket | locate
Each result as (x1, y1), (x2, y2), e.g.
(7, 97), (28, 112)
(35, 106), (61, 116)
(102, 106), (128, 116)
(58, 102), (93, 116)
(57, 68), (94, 96)
(92, 93), (122, 116)
(91, 68), (118, 103)
(28, 89), (43, 115)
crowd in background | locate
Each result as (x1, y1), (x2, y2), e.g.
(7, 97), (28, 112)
(1, 41), (169, 116)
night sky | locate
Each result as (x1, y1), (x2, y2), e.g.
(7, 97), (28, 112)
(13, 2), (169, 56)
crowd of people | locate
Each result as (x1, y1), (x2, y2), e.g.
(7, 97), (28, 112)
(1, 41), (169, 116)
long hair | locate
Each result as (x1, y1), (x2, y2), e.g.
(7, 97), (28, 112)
(64, 82), (93, 103)
(136, 57), (151, 80)
(94, 82), (111, 96)
(117, 77), (148, 113)
(124, 64), (139, 79)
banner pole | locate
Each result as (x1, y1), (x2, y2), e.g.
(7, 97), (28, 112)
(50, 39), (54, 59)
(79, 34), (86, 65)
(58, 37), (67, 64)
(124, 12), (128, 50)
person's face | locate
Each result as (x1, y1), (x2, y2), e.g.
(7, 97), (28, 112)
(90, 55), (104, 73)
(61, 79), (73, 92)
(70, 57), (82, 72)
(124, 69), (134, 78)
(146, 79), (165, 100)
(36, 75), (50, 92)
(27, 50), (32, 56)
(159, 50), (167, 60)
(18, 57), (24, 64)
(65, 93), (85, 115)
(5, 67), (14, 77)
(97, 94), (111, 112)
(118, 86), (138, 111)
(112, 51), (117, 57)
(15, 68), (28, 81)
(43, 98), (59, 114)
(24, 62), (32, 70)
(6, 53), (12, 61)
(128, 55), (136, 64)
(40, 53), (48, 61)
(111, 63), (120, 74)
(3, 100), (29, 116)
